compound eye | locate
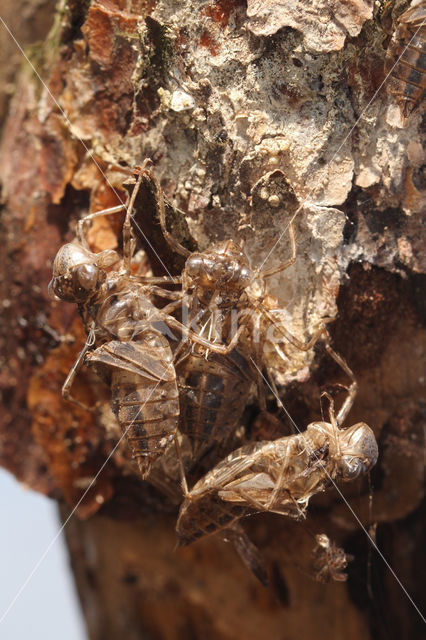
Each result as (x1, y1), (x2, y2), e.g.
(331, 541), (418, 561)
(48, 276), (77, 302)
(186, 255), (203, 278)
(48, 279), (61, 301)
(240, 266), (251, 285)
(76, 264), (99, 290)
(339, 457), (365, 480)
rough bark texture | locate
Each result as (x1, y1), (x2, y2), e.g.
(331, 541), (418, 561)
(0, 1), (424, 639)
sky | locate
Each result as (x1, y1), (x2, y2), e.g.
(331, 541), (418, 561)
(0, 468), (87, 640)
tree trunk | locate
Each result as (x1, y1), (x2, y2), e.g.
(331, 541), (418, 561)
(0, 1), (424, 639)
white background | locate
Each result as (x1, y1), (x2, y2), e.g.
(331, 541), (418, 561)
(0, 469), (86, 639)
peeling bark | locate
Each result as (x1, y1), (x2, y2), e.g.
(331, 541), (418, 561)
(0, 1), (424, 639)
(246, 0), (374, 51)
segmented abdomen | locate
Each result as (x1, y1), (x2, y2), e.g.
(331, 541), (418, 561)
(177, 491), (248, 546)
(176, 433), (322, 546)
(111, 370), (179, 478)
(385, 2), (426, 117)
(177, 349), (252, 461)
(86, 337), (179, 479)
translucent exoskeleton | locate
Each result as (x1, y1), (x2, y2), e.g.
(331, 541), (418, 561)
(311, 533), (353, 583)
(49, 172), (218, 479)
(384, 0), (426, 119)
(48, 177), (183, 478)
(176, 393), (378, 548)
(134, 165), (337, 474)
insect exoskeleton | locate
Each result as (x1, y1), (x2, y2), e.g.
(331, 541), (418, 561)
(175, 406), (378, 547)
(172, 237), (258, 463)
(176, 348), (254, 462)
(384, 0), (426, 119)
(49, 177), (182, 480)
(50, 166), (274, 485)
(182, 239), (252, 308)
(48, 242), (117, 302)
(312, 533), (354, 583)
(84, 299), (180, 480)
(138, 164), (336, 471)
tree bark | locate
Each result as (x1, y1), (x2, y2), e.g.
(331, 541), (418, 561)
(0, 1), (424, 639)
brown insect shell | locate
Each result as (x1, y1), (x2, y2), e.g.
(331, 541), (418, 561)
(94, 275), (172, 344)
(400, 1), (425, 25)
(384, 0), (426, 118)
(183, 239), (252, 308)
(187, 421), (378, 501)
(312, 534), (351, 583)
(48, 242), (119, 303)
(335, 421), (378, 479)
(214, 424), (375, 509)
(187, 427), (325, 504)
(306, 421), (378, 480)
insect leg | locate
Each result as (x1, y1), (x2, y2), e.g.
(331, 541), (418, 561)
(262, 308), (329, 352)
(203, 308), (218, 360)
(165, 314), (248, 354)
(221, 481), (303, 518)
(171, 340), (192, 493)
(135, 275), (182, 285)
(62, 329), (96, 411)
(144, 287), (183, 302)
(174, 436), (189, 495)
(224, 523), (269, 586)
(220, 486), (268, 512)
(319, 392), (342, 459)
(251, 309), (268, 411)
(158, 300), (186, 327)
(262, 312), (358, 428)
(173, 340), (192, 368)
(76, 204), (127, 249)
(322, 332), (357, 427)
(258, 221), (296, 278)
(122, 172), (144, 273)
(265, 444), (293, 511)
